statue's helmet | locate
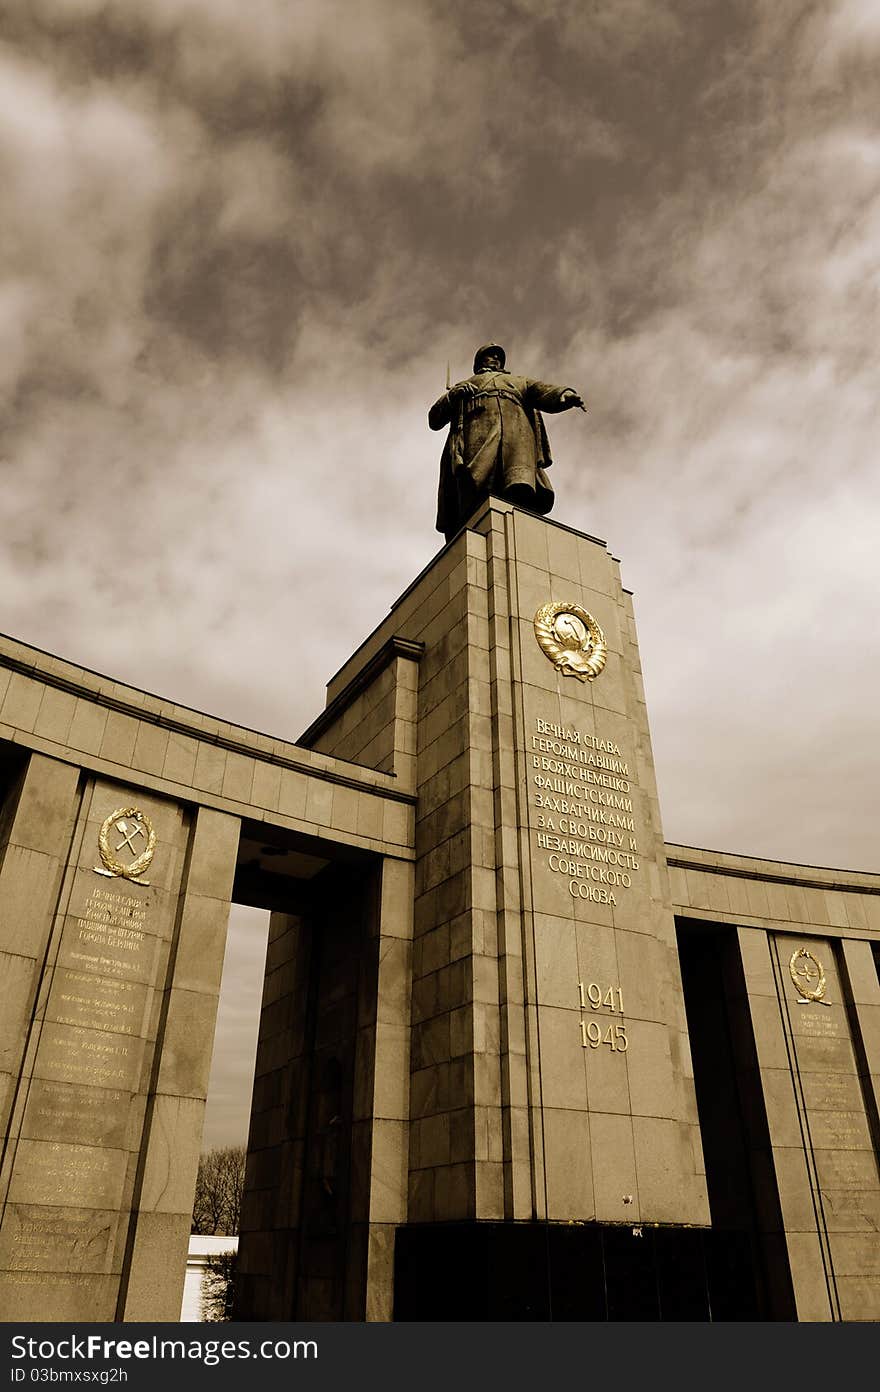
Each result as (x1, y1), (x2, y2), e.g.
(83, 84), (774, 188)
(473, 343), (506, 372)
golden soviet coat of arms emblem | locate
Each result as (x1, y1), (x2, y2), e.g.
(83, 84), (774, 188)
(789, 947), (830, 1005)
(94, 807), (157, 886)
(533, 601), (607, 683)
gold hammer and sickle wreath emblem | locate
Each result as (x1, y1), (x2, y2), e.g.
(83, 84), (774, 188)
(94, 806), (156, 886)
(533, 601), (607, 683)
(789, 947), (828, 1004)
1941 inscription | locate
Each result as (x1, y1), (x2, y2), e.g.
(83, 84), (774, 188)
(530, 717), (641, 905)
(578, 979), (628, 1051)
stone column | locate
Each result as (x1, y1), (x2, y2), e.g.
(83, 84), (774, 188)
(405, 503), (708, 1232)
(478, 505), (709, 1227)
(0, 772), (238, 1322)
(733, 925), (832, 1320)
(119, 807), (239, 1320)
(838, 937), (880, 1131)
(362, 855), (412, 1321)
(735, 925), (880, 1321)
(0, 755), (82, 1150)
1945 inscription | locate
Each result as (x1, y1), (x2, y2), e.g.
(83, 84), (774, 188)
(578, 979), (628, 1051)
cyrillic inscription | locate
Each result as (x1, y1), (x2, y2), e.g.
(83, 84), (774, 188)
(0, 1207), (117, 1273)
(531, 717), (642, 903)
(76, 887), (148, 966)
(49, 969), (142, 1035)
(7, 1140), (126, 1210)
(23, 1079), (129, 1149)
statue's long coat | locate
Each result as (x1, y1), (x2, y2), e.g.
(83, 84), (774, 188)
(429, 369), (573, 539)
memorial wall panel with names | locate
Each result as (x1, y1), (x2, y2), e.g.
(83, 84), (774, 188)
(772, 933), (880, 1317)
(0, 780), (190, 1317)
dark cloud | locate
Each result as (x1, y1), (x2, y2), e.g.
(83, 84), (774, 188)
(2, 0), (877, 821)
(2, 2), (879, 1139)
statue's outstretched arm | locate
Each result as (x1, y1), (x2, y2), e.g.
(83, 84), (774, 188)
(525, 379), (586, 413)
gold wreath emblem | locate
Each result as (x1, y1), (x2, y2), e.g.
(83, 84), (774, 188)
(94, 807), (156, 886)
(533, 602), (607, 683)
(789, 947), (827, 1004)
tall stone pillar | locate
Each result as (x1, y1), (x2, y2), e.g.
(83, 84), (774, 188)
(362, 855), (413, 1320)
(119, 807), (239, 1320)
(732, 926), (880, 1322)
(0, 755), (82, 1152)
(407, 502), (709, 1229)
(0, 765), (238, 1321)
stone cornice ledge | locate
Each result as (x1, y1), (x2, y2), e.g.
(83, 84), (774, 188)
(666, 851), (880, 897)
(0, 641), (415, 805)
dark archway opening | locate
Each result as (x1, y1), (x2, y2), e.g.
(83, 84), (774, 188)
(231, 819), (382, 1320)
(676, 917), (796, 1320)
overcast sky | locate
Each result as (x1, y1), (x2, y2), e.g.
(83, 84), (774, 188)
(3, 2), (879, 1144)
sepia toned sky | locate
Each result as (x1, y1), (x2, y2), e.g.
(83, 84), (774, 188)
(3, 2), (879, 1143)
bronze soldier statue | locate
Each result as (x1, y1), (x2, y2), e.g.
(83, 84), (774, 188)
(430, 343), (586, 542)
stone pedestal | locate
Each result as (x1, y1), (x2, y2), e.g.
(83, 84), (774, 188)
(308, 499), (710, 1235)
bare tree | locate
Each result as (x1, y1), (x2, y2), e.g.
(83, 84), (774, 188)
(191, 1146), (246, 1235)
